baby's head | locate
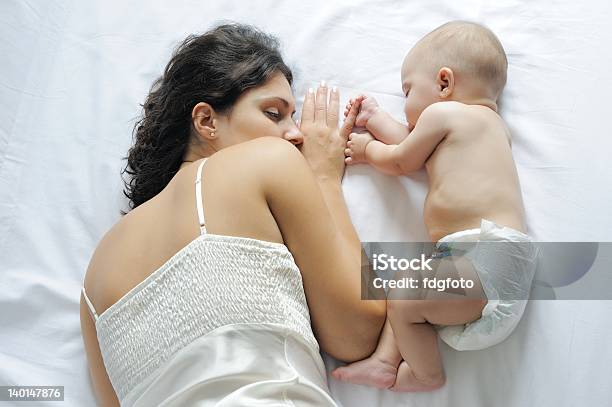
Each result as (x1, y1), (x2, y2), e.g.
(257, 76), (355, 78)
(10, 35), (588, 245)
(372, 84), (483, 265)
(401, 21), (507, 128)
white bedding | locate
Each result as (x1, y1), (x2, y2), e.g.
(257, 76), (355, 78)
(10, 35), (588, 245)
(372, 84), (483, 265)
(1, 0), (611, 406)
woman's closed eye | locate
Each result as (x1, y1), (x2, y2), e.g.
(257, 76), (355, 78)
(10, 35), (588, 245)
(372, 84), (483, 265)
(265, 109), (281, 121)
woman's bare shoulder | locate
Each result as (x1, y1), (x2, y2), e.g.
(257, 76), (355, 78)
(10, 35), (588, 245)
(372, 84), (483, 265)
(85, 184), (180, 310)
(211, 136), (306, 169)
(85, 214), (129, 270)
(202, 137), (310, 188)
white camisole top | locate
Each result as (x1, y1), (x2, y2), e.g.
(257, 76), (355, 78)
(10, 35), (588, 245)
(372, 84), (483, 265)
(82, 158), (337, 406)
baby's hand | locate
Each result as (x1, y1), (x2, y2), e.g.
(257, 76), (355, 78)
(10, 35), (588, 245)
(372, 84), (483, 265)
(344, 95), (379, 127)
(345, 131), (375, 165)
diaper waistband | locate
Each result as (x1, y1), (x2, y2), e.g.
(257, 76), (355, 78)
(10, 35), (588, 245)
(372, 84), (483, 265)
(437, 227), (481, 245)
(436, 219), (531, 247)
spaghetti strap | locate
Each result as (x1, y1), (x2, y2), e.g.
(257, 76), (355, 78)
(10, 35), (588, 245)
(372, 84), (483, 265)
(81, 287), (99, 321)
(195, 158), (209, 235)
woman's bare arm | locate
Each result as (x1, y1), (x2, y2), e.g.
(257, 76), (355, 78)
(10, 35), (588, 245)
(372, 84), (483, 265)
(262, 138), (385, 361)
(261, 84), (386, 361)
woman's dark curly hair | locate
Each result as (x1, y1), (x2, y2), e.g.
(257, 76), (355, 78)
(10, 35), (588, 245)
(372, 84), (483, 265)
(122, 23), (293, 211)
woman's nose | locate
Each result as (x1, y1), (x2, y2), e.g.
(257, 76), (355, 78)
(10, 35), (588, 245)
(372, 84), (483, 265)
(283, 124), (303, 145)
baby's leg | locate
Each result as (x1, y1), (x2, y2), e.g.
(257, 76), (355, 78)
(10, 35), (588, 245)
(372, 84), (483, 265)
(331, 319), (402, 389)
(387, 297), (486, 392)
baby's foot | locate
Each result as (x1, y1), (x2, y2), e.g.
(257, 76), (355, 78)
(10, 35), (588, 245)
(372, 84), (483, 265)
(345, 131), (374, 165)
(390, 361), (446, 392)
(331, 356), (398, 389)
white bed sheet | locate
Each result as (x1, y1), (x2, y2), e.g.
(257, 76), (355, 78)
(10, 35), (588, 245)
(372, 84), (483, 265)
(1, 0), (611, 406)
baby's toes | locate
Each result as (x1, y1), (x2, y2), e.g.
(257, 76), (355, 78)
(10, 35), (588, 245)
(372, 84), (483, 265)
(344, 148), (352, 156)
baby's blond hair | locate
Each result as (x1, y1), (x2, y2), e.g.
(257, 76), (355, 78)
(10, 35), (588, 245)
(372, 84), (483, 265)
(414, 21), (508, 99)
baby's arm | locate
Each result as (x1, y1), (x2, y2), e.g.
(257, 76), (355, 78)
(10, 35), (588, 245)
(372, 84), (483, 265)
(366, 108), (411, 146)
(346, 103), (450, 175)
(346, 95), (410, 145)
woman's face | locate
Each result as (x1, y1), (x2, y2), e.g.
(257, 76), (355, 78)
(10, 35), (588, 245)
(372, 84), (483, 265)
(215, 72), (303, 148)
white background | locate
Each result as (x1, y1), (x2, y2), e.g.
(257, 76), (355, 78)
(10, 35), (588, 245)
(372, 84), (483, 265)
(1, 1), (611, 405)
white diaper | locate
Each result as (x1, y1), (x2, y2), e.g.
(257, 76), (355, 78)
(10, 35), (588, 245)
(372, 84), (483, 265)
(435, 219), (538, 351)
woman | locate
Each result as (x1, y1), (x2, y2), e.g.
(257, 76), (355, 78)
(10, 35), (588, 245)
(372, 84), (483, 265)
(80, 23), (385, 406)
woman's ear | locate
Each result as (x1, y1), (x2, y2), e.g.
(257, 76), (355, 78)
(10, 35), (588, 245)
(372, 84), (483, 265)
(437, 67), (455, 99)
(192, 102), (218, 141)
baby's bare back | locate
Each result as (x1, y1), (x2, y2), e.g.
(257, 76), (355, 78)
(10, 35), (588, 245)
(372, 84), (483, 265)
(424, 104), (525, 242)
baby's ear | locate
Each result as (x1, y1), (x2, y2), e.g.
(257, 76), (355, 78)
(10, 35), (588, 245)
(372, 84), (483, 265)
(437, 67), (455, 98)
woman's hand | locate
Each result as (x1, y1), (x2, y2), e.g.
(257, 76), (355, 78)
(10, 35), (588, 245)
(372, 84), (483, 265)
(299, 82), (358, 181)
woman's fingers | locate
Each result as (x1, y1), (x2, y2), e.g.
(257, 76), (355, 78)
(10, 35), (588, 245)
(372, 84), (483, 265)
(314, 81), (327, 124)
(340, 98), (360, 141)
(327, 86), (339, 128)
(301, 88), (315, 124)
(302, 81), (340, 127)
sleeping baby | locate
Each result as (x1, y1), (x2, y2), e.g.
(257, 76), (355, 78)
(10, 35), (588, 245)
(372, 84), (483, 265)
(333, 21), (538, 391)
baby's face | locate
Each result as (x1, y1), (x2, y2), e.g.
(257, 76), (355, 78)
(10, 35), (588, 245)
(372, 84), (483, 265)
(400, 50), (440, 130)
